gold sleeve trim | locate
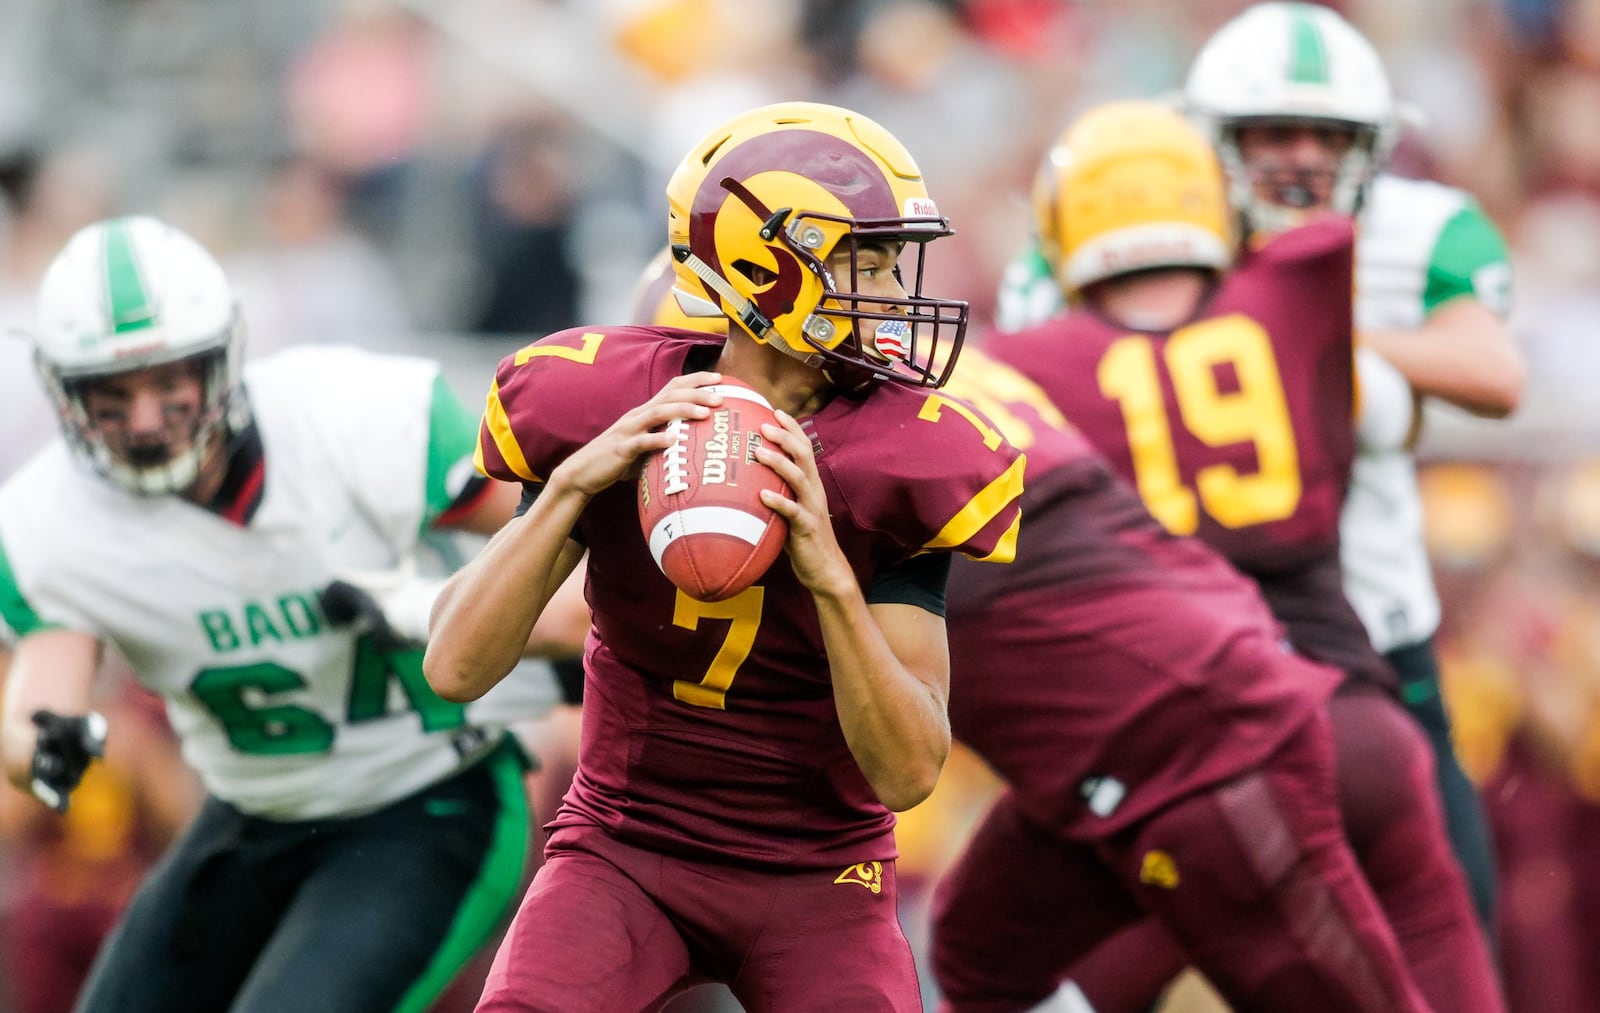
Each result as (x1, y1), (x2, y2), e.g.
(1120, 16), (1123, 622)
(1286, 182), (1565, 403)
(480, 378), (538, 482)
(923, 453), (1027, 558)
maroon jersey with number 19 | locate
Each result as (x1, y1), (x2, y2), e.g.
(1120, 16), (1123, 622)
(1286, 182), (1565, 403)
(987, 218), (1391, 688)
(477, 325), (1025, 869)
(940, 349), (1339, 838)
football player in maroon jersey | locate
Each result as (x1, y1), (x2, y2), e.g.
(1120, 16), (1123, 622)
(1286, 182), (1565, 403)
(626, 245), (1428, 1009)
(929, 344), (1429, 1012)
(973, 101), (1500, 1011)
(425, 102), (1025, 1011)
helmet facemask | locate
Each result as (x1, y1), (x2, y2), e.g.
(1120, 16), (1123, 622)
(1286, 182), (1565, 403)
(1214, 115), (1380, 233)
(43, 319), (247, 497)
(770, 201), (966, 391)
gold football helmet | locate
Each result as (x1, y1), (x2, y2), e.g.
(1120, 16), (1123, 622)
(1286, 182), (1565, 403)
(1033, 100), (1236, 300)
(666, 101), (967, 388)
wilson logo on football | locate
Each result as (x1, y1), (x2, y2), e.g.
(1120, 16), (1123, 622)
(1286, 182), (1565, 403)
(700, 408), (743, 486)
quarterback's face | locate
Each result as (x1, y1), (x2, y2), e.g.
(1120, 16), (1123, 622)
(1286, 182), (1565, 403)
(828, 240), (908, 307)
(1235, 122), (1357, 212)
(823, 239), (915, 370)
(79, 360), (208, 471)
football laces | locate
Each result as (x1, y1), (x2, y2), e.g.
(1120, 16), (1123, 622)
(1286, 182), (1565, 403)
(662, 419), (691, 495)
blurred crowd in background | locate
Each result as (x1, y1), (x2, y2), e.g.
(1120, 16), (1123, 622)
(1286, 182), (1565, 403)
(1, 0), (1598, 1010)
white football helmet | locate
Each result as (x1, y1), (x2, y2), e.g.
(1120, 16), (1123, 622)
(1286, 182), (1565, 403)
(1184, 2), (1397, 231)
(33, 216), (247, 495)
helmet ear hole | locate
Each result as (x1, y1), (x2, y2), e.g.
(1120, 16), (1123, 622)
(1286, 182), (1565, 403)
(731, 259), (772, 286)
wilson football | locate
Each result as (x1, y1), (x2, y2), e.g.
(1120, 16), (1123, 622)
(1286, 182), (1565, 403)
(638, 379), (793, 602)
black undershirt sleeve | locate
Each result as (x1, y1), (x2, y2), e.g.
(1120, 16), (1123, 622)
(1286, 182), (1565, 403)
(517, 481), (587, 547)
(863, 551), (951, 617)
(514, 482), (541, 517)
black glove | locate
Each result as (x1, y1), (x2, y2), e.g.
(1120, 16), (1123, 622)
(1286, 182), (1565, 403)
(317, 579), (407, 653)
(30, 710), (108, 813)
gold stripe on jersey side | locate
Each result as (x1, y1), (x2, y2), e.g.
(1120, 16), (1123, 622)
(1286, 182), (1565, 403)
(923, 453), (1027, 562)
(478, 378), (538, 482)
(969, 509), (1022, 564)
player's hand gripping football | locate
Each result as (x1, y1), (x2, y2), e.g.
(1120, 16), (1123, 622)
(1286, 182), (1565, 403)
(551, 372), (726, 500)
(29, 709), (108, 813)
(754, 412), (853, 596)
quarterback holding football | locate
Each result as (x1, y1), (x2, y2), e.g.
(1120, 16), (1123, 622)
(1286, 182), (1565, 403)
(426, 101), (1026, 1010)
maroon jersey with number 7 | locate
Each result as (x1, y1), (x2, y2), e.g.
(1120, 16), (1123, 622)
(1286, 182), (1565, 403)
(476, 325), (1026, 868)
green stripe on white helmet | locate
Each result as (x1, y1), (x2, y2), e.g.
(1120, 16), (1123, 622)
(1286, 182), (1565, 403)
(1287, 4), (1329, 85)
(102, 218), (160, 334)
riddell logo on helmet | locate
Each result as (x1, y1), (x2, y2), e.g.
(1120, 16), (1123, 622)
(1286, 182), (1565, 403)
(903, 198), (939, 218)
(112, 340), (167, 359)
(1100, 239), (1198, 272)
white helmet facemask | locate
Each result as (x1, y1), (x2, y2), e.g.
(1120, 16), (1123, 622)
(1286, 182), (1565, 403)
(33, 216), (247, 497)
(1212, 117), (1378, 234)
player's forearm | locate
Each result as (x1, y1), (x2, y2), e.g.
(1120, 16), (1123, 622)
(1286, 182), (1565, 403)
(0, 714), (37, 792)
(1361, 300), (1524, 417)
(0, 649), (27, 789)
(0, 634), (99, 791)
(524, 562), (590, 659)
(812, 590), (950, 812)
(425, 482), (588, 701)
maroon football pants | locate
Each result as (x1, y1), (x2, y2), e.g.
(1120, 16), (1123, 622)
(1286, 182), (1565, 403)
(931, 708), (1430, 1013)
(477, 823), (922, 1012)
(1062, 686), (1503, 1013)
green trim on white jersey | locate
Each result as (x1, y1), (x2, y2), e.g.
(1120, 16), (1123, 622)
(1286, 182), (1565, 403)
(0, 345), (488, 818)
(994, 244), (1065, 334)
(1345, 174), (1513, 651)
(1423, 203), (1511, 315)
(422, 373), (483, 529)
(1355, 175), (1512, 333)
(0, 535), (56, 639)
